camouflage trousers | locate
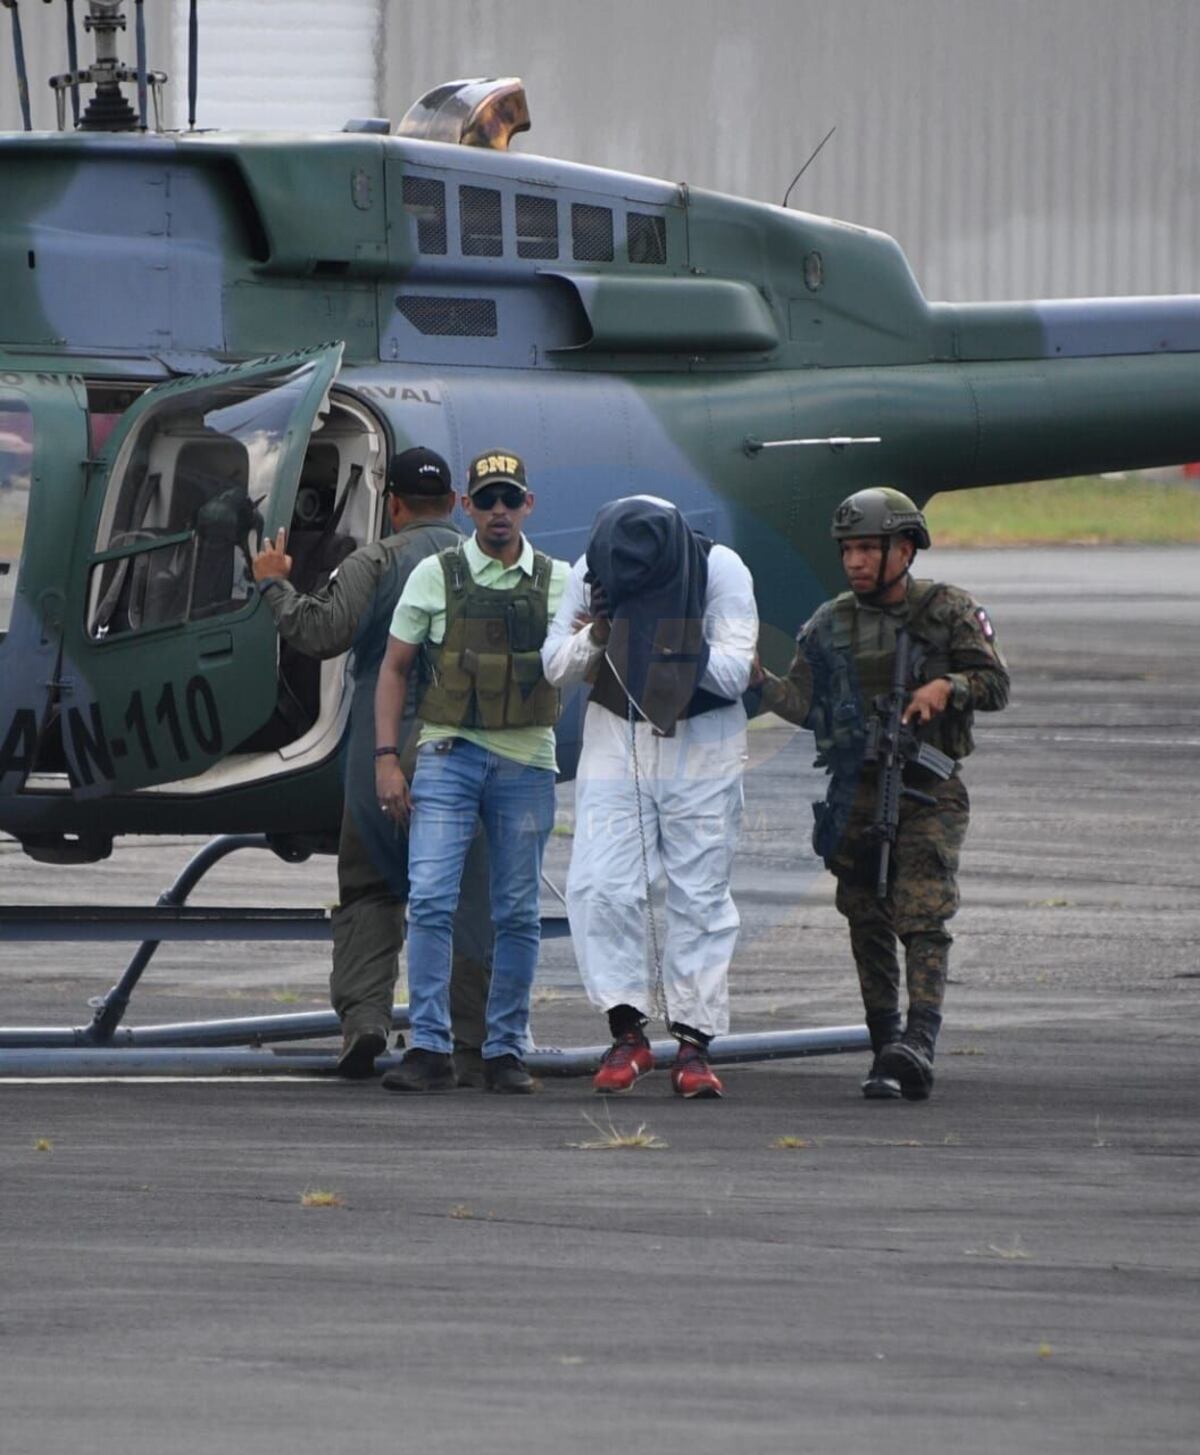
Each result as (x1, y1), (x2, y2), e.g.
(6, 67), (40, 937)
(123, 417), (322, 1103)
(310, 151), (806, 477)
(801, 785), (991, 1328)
(828, 772), (970, 1018)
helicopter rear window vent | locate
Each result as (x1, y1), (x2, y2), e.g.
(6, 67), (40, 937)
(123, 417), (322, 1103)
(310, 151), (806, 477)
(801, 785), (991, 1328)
(628, 212), (667, 265)
(402, 176), (448, 255)
(461, 186), (504, 257)
(517, 195), (558, 259)
(572, 204), (614, 262)
(396, 295), (498, 337)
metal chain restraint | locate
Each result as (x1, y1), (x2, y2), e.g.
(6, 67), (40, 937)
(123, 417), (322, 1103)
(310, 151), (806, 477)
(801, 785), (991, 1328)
(626, 693), (670, 1029)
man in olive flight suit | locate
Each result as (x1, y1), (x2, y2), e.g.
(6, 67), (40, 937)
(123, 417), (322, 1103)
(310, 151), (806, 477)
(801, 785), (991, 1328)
(252, 447), (492, 1082)
(754, 488), (1009, 1101)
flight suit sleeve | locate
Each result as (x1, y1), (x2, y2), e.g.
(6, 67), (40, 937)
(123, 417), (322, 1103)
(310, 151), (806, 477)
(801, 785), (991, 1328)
(941, 593), (1010, 712)
(261, 548), (382, 660)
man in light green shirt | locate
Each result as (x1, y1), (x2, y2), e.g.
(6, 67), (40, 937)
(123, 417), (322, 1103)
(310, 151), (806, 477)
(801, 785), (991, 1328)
(387, 530), (567, 772)
(374, 449), (569, 1094)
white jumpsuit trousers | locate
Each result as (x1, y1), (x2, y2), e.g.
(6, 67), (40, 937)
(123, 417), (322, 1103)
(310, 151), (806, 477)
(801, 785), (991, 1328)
(543, 545), (758, 1038)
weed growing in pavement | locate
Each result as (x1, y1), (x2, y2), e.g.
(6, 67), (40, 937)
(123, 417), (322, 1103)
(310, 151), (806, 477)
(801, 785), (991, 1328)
(569, 1109), (668, 1150)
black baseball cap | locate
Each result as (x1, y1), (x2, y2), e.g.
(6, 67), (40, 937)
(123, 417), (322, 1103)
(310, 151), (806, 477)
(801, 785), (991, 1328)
(386, 446), (452, 496)
(466, 449), (529, 497)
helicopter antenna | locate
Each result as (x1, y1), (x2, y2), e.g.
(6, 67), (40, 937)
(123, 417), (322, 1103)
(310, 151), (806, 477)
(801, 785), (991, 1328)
(781, 124), (836, 210)
(65, 0), (81, 126)
(133, 0), (146, 128)
(2, 0), (33, 130)
(187, 0), (198, 129)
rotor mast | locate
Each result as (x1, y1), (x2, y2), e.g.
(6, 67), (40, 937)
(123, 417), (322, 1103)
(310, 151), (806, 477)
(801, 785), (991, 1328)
(47, 0), (167, 132)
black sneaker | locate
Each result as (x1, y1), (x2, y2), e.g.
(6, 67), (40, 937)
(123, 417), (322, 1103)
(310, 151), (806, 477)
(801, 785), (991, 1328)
(336, 1028), (387, 1080)
(861, 1054), (902, 1100)
(877, 1041), (935, 1101)
(483, 1054), (536, 1094)
(381, 1048), (457, 1094)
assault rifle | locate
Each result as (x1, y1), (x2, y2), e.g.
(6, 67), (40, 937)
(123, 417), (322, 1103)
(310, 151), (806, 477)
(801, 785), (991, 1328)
(864, 629), (958, 899)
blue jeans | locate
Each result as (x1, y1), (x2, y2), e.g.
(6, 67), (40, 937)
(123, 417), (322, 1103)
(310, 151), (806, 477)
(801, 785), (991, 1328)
(406, 738), (555, 1059)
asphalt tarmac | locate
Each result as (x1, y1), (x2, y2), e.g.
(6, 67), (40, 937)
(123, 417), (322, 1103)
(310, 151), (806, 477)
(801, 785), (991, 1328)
(2, 547), (1198, 1455)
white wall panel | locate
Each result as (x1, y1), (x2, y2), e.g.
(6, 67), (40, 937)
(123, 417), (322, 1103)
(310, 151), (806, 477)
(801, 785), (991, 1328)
(167, 0), (382, 131)
(383, 0), (1200, 302)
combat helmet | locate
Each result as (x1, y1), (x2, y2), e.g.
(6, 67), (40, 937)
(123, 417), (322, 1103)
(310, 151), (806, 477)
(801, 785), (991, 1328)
(831, 488), (931, 550)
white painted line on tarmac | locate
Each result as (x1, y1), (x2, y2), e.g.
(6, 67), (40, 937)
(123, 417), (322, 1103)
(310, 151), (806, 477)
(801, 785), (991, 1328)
(1001, 732), (1200, 747)
(0, 1076), (325, 1085)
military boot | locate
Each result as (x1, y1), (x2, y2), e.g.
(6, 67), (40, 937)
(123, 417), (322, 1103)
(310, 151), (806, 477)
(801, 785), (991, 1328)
(861, 1010), (903, 1100)
(878, 1007), (941, 1101)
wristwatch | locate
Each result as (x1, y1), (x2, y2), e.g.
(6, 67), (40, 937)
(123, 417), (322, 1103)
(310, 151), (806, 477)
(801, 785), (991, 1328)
(374, 746), (401, 759)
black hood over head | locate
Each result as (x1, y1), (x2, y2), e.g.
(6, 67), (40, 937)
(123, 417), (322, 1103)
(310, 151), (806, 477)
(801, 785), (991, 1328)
(585, 496), (709, 734)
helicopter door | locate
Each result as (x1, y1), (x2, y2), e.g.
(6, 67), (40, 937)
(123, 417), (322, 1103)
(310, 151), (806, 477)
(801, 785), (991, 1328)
(59, 344), (344, 795)
(0, 375), (88, 797)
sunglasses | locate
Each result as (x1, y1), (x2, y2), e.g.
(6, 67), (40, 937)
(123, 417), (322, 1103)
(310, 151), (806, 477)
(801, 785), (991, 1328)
(471, 484), (527, 511)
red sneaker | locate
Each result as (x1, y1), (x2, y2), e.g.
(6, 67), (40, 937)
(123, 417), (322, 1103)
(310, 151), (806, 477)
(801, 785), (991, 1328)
(670, 1042), (724, 1099)
(593, 1030), (654, 1094)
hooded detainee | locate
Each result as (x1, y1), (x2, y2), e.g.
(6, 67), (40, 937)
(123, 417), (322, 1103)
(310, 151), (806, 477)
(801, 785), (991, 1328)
(542, 496), (758, 1098)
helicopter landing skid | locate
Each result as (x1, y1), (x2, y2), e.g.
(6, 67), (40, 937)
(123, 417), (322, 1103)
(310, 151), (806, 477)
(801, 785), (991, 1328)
(0, 833), (870, 1076)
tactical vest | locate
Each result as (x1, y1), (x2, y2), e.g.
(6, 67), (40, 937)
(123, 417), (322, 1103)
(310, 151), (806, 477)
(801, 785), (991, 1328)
(419, 544), (560, 730)
(810, 580), (975, 766)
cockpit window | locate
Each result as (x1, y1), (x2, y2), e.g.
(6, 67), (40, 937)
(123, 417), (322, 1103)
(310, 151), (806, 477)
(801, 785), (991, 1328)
(0, 399), (33, 640)
(88, 362), (321, 639)
(403, 175), (448, 256)
(572, 203), (614, 263)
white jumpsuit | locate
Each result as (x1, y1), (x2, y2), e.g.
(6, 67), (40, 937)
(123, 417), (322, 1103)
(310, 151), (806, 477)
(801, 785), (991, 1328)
(542, 548), (758, 1036)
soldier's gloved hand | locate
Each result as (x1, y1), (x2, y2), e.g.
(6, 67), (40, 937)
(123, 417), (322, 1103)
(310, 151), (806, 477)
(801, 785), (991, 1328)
(902, 677), (953, 724)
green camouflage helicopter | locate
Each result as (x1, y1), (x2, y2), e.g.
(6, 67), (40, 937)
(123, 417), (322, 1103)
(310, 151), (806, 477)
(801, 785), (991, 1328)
(2, 2), (1200, 1072)
(4, 1), (1200, 867)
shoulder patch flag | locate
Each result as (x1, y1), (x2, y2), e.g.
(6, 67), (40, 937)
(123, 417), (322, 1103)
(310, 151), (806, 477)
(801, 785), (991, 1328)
(974, 606), (995, 641)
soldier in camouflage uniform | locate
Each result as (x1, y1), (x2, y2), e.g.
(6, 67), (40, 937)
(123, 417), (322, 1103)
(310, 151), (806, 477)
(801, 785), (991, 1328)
(252, 448), (491, 1083)
(754, 488), (1009, 1100)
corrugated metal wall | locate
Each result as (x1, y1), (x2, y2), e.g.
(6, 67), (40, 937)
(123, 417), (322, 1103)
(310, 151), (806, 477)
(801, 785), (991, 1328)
(167, 0), (381, 131)
(382, 0), (1200, 301)
(3, 1), (1198, 301)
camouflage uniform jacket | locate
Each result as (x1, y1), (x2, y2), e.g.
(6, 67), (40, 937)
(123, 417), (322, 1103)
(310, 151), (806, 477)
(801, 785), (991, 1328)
(761, 575), (1010, 765)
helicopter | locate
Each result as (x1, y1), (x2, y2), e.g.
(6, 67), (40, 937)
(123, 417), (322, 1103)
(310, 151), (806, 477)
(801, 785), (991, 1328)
(2, 2), (1200, 1067)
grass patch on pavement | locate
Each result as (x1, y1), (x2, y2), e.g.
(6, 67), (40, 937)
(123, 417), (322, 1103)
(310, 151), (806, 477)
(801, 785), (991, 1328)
(925, 476), (1200, 546)
(300, 1189), (344, 1208)
(569, 1110), (668, 1150)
